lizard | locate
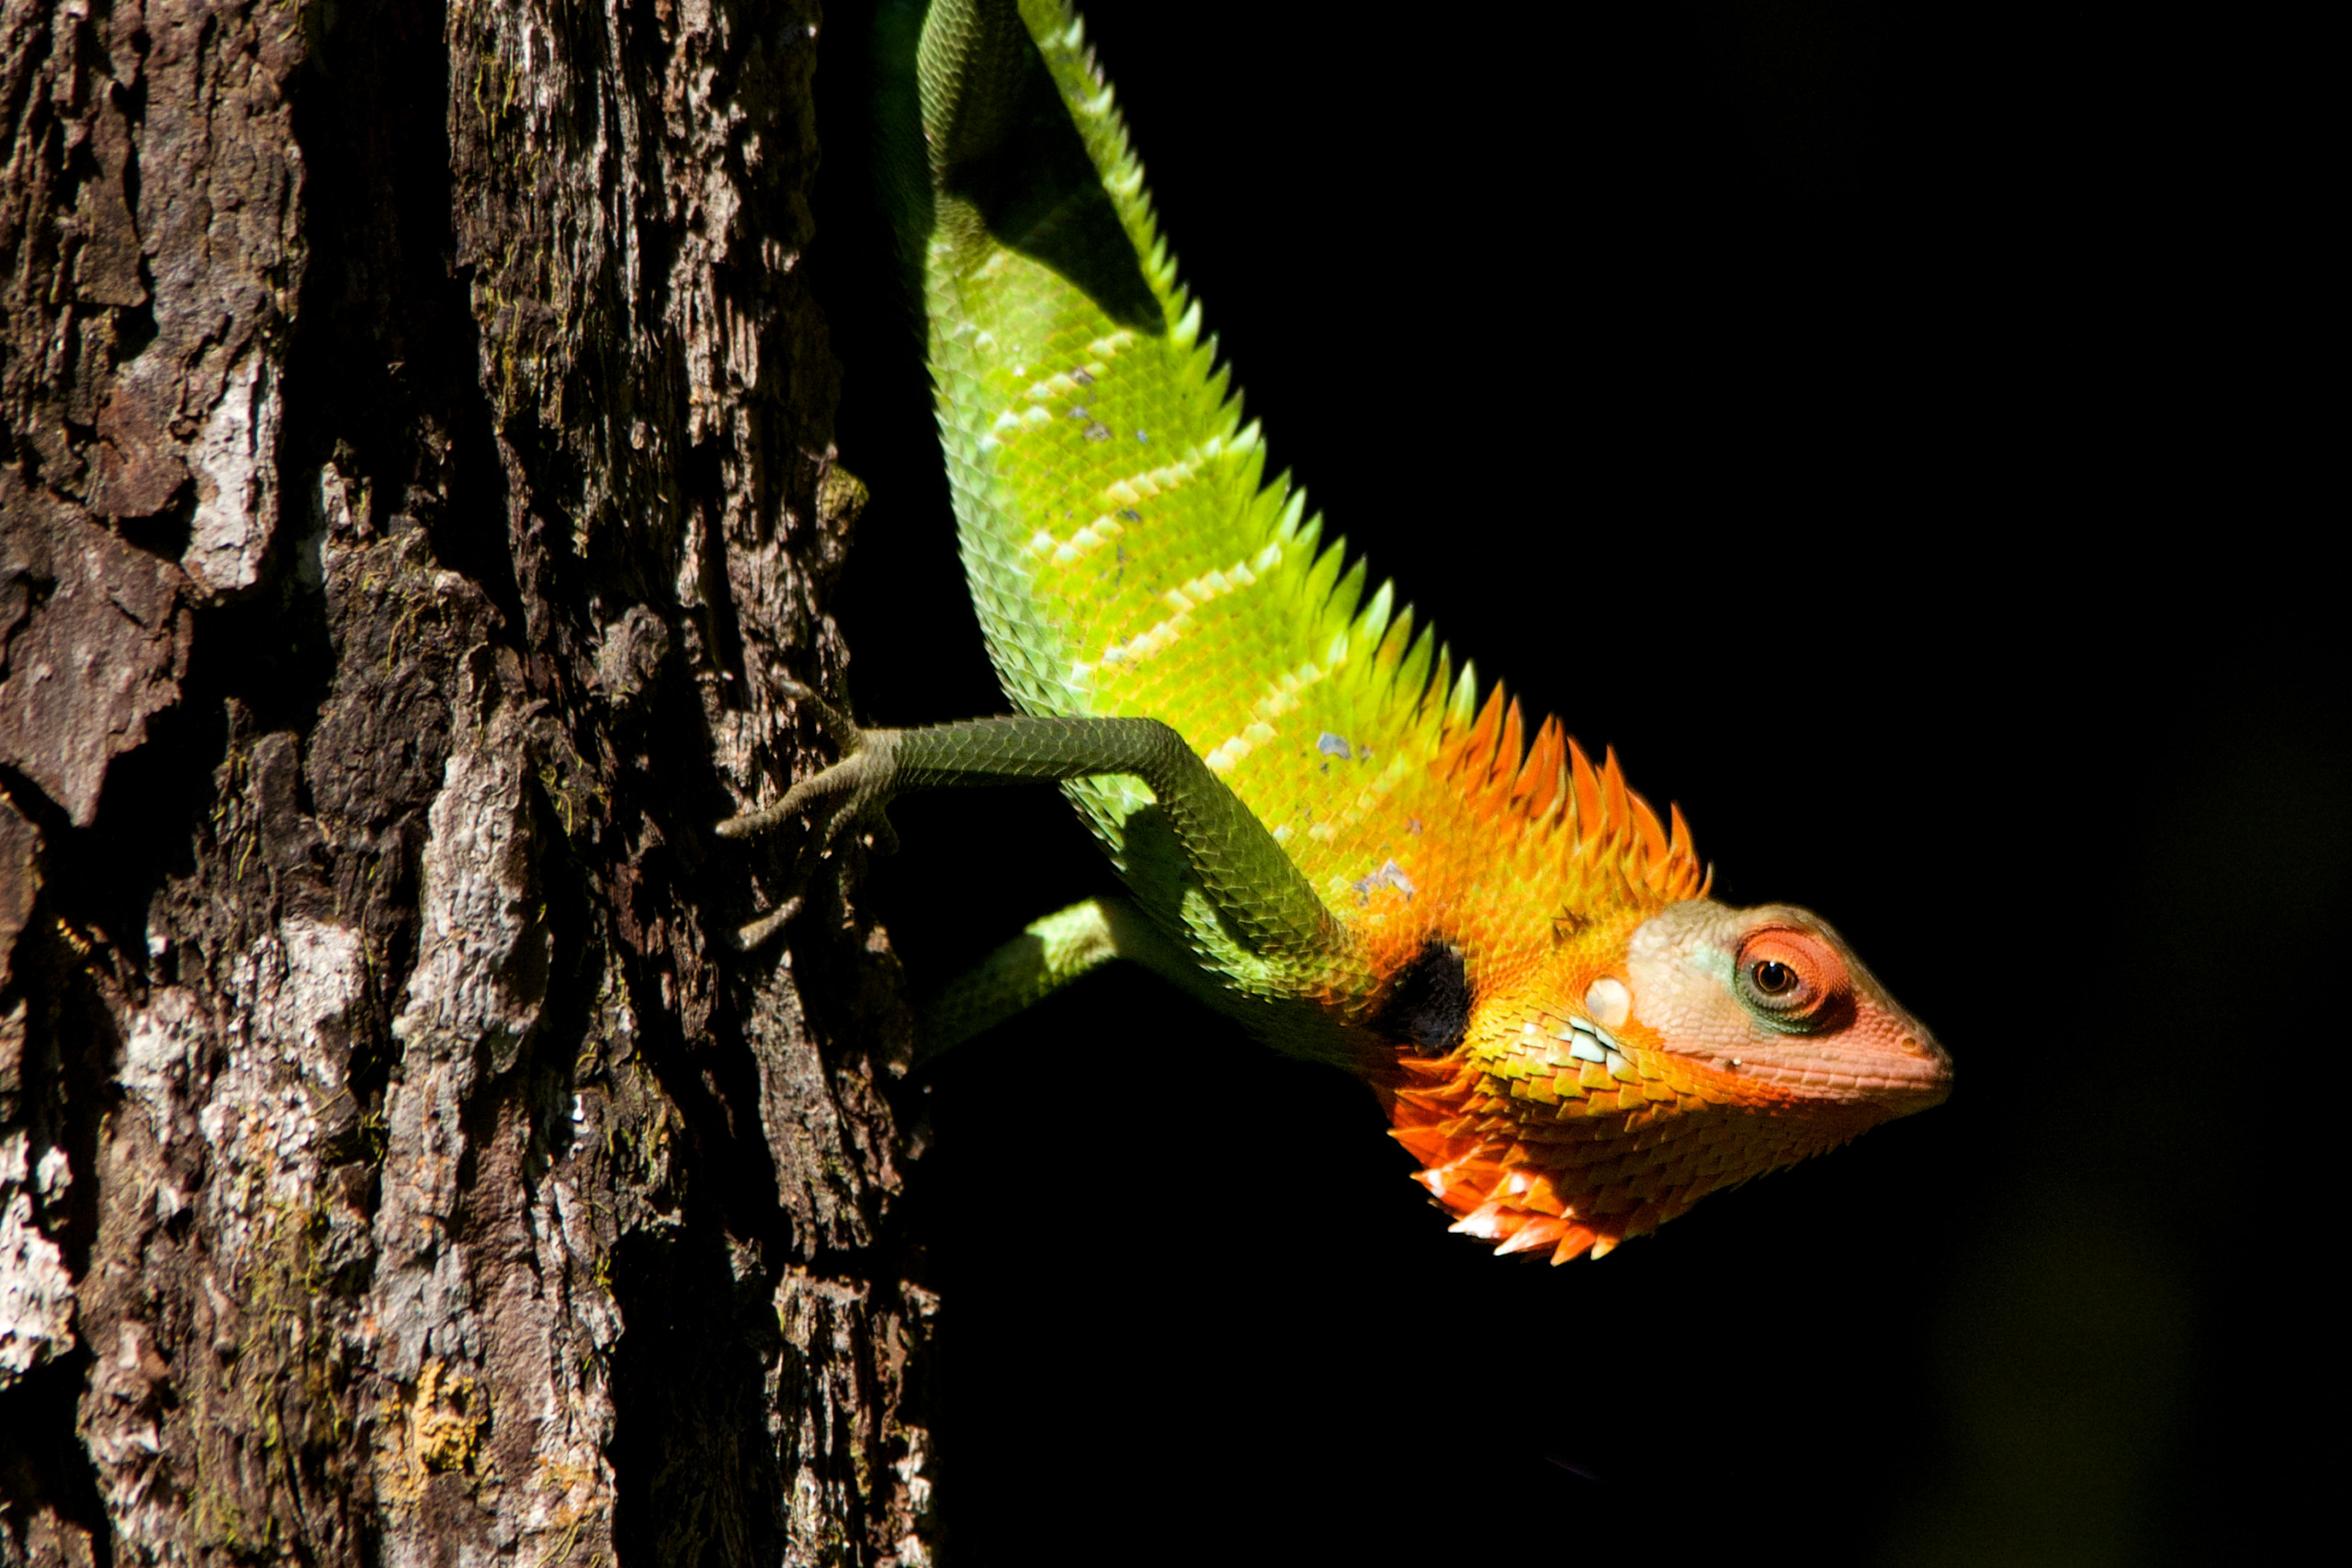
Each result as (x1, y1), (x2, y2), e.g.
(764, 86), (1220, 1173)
(719, 0), (1953, 1264)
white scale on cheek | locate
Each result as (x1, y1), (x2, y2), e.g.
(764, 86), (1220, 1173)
(1535, 1011), (1614, 1065)
(1585, 976), (1632, 1028)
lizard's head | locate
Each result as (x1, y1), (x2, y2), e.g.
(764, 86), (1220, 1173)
(1620, 899), (1950, 1116)
(1382, 898), (1949, 1262)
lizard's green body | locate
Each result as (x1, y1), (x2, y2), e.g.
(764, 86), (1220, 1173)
(725, 0), (1951, 1260)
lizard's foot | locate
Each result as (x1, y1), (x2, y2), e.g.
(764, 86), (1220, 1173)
(718, 680), (900, 948)
(716, 680), (901, 844)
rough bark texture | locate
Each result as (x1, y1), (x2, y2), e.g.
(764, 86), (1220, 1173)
(0, 1), (934, 1563)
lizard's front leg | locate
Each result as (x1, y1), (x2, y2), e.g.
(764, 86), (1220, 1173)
(717, 688), (1345, 972)
(913, 893), (1205, 1062)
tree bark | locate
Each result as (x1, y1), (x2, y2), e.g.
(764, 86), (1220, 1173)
(1, 1), (934, 1563)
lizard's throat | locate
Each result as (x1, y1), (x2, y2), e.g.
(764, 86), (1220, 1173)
(1376, 1050), (1896, 1262)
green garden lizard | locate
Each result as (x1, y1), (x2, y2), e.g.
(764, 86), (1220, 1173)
(719, 0), (1951, 1261)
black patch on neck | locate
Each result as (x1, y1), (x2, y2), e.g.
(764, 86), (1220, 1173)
(1377, 941), (1472, 1056)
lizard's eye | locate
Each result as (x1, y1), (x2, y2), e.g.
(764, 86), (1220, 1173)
(1734, 928), (1849, 1029)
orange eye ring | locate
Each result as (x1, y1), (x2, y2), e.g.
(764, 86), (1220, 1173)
(1734, 928), (1851, 1028)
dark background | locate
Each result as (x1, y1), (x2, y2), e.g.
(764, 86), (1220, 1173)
(809, 3), (2334, 1562)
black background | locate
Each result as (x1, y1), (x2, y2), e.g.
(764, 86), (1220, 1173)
(810, 3), (2334, 1562)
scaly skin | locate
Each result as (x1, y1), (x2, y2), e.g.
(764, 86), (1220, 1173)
(731, 0), (1953, 1263)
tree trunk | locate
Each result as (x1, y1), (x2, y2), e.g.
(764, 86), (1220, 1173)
(1, 0), (934, 1562)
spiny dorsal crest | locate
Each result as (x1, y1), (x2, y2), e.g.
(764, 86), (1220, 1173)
(1035, 0), (1703, 913)
(1439, 686), (1708, 906)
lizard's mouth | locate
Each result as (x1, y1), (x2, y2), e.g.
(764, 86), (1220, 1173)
(1703, 1034), (1952, 1111)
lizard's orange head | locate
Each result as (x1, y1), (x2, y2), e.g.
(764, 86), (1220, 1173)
(1383, 898), (1948, 1263)
(1371, 690), (1948, 1261)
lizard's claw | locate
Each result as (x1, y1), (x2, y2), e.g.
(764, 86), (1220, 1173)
(733, 895), (803, 953)
(717, 682), (906, 950)
(776, 678), (860, 751)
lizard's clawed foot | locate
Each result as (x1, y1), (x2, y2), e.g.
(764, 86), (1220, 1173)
(716, 680), (903, 846)
(718, 680), (901, 949)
